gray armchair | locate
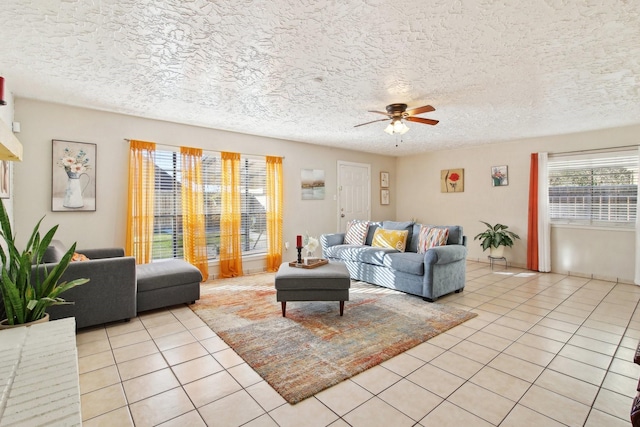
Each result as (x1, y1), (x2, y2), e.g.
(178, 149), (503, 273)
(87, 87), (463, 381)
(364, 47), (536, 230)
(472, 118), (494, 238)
(31, 240), (137, 329)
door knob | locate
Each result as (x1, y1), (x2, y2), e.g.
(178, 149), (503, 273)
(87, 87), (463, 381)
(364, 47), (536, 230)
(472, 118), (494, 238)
(341, 214), (345, 218)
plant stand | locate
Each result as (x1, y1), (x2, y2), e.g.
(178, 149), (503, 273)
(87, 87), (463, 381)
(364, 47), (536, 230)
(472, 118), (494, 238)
(488, 255), (507, 270)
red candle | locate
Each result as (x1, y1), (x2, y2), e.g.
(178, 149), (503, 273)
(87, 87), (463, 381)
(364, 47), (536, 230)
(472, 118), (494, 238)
(296, 235), (302, 247)
(0, 77), (5, 105)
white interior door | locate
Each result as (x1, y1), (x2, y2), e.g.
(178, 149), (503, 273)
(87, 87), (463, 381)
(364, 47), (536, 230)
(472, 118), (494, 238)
(337, 161), (371, 232)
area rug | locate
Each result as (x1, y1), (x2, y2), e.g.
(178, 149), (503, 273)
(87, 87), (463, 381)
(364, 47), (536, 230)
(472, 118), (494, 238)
(191, 273), (476, 404)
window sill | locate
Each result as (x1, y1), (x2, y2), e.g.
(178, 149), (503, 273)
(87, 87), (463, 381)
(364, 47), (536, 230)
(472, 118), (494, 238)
(551, 223), (634, 233)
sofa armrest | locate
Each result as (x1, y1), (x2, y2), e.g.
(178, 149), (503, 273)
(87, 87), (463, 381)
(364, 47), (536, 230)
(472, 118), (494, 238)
(321, 233), (345, 256)
(77, 247), (125, 259)
(423, 244), (467, 265)
(33, 256), (137, 329)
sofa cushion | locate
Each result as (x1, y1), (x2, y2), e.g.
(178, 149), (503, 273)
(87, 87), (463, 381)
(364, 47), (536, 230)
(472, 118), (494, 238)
(417, 226), (450, 253)
(324, 244), (396, 267)
(365, 222), (382, 246)
(42, 240), (67, 263)
(444, 225), (464, 245)
(344, 220), (369, 245)
(136, 259), (203, 292)
(371, 228), (408, 252)
(383, 252), (425, 276)
(381, 221), (415, 250)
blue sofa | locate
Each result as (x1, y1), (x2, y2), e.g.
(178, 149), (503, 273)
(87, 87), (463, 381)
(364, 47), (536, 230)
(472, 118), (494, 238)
(321, 221), (467, 302)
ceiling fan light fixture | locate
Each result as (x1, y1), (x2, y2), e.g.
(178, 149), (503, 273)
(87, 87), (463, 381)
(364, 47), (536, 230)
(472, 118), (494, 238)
(385, 119), (409, 135)
(354, 103), (436, 134)
(399, 121), (409, 134)
(384, 123), (394, 135)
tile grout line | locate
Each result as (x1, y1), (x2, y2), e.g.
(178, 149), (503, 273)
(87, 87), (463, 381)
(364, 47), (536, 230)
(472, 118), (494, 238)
(75, 264), (640, 426)
(434, 271), (616, 425)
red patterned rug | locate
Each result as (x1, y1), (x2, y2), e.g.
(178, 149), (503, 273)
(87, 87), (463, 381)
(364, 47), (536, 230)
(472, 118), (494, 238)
(191, 273), (476, 404)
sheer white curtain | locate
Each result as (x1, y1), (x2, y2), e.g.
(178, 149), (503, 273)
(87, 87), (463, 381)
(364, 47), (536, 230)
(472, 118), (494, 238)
(537, 152), (551, 272)
(635, 147), (640, 285)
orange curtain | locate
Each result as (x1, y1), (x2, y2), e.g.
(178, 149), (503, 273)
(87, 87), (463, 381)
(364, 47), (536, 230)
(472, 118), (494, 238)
(527, 153), (539, 270)
(219, 152), (243, 277)
(181, 147), (209, 280)
(266, 156), (283, 271)
(126, 140), (156, 264)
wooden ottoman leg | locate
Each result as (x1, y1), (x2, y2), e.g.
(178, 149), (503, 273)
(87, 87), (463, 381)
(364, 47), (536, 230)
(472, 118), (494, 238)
(340, 301), (344, 316)
(281, 301), (286, 317)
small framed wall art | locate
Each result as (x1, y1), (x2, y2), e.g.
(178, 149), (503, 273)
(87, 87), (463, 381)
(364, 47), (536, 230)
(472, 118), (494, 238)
(380, 171), (389, 188)
(441, 168), (464, 193)
(301, 169), (325, 200)
(52, 139), (97, 211)
(491, 165), (508, 186)
(0, 161), (9, 199)
(381, 189), (390, 205)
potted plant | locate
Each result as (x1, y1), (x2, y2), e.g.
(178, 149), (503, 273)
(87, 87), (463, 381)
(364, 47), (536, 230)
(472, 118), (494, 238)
(0, 201), (88, 327)
(473, 221), (520, 258)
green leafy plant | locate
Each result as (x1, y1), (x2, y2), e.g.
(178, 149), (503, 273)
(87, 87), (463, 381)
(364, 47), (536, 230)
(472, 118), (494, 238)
(473, 221), (520, 251)
(0, 201), (88, 325)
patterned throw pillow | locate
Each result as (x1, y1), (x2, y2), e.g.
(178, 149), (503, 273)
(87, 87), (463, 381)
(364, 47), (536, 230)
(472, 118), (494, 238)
(371, 228), (409, 252)
(417, 226), (450, 253)
(344, 220), (370, 245)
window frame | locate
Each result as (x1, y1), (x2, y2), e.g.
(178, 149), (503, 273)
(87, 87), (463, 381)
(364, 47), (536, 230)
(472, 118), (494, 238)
(152, 147), (268, 261)
(547, 150), (638, 229)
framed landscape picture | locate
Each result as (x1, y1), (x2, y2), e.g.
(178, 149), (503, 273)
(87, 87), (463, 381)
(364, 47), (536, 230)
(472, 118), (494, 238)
(301, 169), (325, 200)
(52, 139), (97, 211)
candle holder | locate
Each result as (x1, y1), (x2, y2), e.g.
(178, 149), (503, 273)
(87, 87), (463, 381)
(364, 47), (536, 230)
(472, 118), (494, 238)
(296, 246), (303, 264)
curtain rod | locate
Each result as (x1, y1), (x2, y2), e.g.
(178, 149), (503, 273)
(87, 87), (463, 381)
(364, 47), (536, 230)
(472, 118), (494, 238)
(551, 144), (639, 156)
(123, 139), (284, 159)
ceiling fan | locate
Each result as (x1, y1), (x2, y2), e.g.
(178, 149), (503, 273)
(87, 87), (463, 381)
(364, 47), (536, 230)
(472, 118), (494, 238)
(354, 103), (439, 135)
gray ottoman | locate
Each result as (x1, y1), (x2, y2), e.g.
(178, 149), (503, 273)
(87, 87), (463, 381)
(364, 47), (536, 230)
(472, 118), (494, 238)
(275, 261), (350, 317)
(136, 259), (202, 313)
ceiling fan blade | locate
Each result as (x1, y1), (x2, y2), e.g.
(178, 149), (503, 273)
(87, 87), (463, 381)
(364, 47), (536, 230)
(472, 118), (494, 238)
(406, 116), (439, 126)
(405, 105), (435, 116)
(367, 110), (390, 116)
(354, 118), (390, 128)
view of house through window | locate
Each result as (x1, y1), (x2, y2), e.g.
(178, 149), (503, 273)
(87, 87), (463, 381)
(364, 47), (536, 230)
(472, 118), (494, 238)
(548, 150), (638, 227)
(153, 149), (267, 260)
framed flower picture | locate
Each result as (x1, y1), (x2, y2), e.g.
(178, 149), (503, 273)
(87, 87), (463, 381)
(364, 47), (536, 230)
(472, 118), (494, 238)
(440, 168), (464, 193)
(491, 165), (508, 186)
(52, 140), (97, 211)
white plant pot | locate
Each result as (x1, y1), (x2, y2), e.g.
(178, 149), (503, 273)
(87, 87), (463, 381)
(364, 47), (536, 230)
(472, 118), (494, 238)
(489, 246), (505, 258)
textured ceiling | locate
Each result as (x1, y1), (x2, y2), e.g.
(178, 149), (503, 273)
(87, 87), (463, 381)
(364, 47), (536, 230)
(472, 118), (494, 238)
(1, 0), (639, 156)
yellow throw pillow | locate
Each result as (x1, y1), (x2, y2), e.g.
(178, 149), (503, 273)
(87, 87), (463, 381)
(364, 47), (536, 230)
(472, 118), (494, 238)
(371, 228), (409, 252)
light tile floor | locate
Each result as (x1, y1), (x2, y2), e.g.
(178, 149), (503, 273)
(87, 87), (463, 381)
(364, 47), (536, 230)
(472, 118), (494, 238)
(77, 261), (640, 426)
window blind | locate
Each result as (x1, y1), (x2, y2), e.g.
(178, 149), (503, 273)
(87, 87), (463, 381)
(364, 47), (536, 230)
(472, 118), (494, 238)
(548, 150), (638, 226)
(152, 148), (267, 261)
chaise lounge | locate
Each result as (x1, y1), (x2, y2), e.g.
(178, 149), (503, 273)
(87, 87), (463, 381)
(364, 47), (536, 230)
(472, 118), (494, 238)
(6, 240), (202, 329)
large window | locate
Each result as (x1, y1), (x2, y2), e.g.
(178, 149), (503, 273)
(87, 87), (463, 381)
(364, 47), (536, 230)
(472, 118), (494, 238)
(548, 150), (638, 227)
(153, 149), (267, 260)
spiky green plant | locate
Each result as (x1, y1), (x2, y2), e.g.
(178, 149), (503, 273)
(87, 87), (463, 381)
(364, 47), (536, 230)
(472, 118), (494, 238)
(473, 221), (521, 251)
(0, 201), (88, 325)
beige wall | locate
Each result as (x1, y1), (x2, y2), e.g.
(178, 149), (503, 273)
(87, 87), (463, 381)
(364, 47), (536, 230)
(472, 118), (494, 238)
(11, 98), (640, 282)
(13, 99), (396, 275)
(396, 125), (640, 283)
